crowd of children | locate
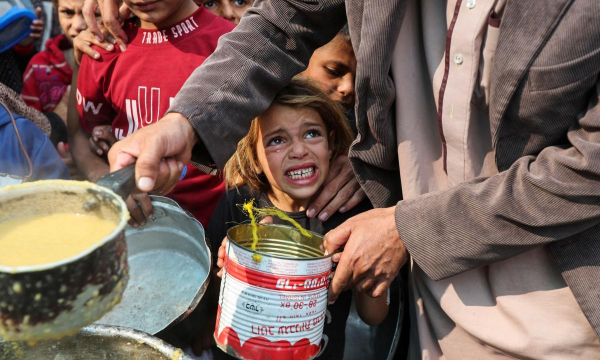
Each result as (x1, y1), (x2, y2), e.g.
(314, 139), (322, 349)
(0, 0), (385, 358)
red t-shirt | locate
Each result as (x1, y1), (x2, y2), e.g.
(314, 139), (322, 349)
(22, 34), (73, 112)
(77, 7), (234, 227)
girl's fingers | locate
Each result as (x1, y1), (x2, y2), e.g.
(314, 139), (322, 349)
(89, 136), (104, 155)
(259, 216), (273, 224)
(82, 0), (104, 41)
(82, 42), (100, 60)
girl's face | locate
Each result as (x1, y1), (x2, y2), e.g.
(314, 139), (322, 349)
(201, 0), (252, 24)
(57, 0), (93, 44)
(256, 104), (333, 206)
(301, 36), (356, 109)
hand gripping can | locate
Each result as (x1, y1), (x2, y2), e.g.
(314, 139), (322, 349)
(215, 224), (332, 360)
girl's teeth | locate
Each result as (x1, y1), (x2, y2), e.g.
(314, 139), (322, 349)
(286, 167), (315, 180)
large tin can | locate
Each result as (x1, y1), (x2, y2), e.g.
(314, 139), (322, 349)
(215, 224), (331, 360)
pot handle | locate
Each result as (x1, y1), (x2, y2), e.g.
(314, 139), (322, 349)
(96, 163), (136, 200)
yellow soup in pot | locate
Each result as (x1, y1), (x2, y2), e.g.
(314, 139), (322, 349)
(0, 213), (117, 267)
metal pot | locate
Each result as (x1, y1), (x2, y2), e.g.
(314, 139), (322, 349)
(0, 324), (194, 359)
(0, 180), (129, 342)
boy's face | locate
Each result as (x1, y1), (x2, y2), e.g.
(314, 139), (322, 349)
(301, 37), (356, 109)
(57, 0), (92, 44)
(201, 0), (251, 24)
(125, 0), (197, 28)
(256, 104), (333, 203)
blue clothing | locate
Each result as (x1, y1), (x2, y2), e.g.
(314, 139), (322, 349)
(0, 106), (69, 180)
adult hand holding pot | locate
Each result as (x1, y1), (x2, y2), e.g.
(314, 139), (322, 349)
(107, 113), (194, 195)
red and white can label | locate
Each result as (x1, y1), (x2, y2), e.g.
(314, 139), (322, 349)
(215, 239), (331, 360)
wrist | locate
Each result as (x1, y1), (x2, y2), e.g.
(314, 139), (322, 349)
(165, 112), (199, 146)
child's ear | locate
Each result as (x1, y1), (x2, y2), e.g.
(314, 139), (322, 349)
(328, 130), (335, 159)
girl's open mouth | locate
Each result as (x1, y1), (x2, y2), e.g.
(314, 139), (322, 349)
(284, 165), (319, 185)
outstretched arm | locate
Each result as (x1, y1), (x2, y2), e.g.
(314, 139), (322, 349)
(108, 0), (346, 193)
(169, 0), (346, 169)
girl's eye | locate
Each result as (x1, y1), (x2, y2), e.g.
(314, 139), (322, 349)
(325, 67), (341, 77)
(204, 1), (216, 8)
(60, 9), (75, 17)
(267, 137), (284, 146)
(305, 129), (321, 139)
(233, 0), (248, 6)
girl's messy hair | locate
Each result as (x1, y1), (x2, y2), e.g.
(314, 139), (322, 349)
(223, 77), (354, 192)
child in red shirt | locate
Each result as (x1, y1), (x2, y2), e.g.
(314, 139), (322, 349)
(21, 34), (72, 115)
(76, 0), (234, 227)
(21, 0), (95, 119)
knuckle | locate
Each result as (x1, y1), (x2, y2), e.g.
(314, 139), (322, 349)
(312, 198), (326, 210)
(338, 187), (354, 201)
(104, 17), (119, 27)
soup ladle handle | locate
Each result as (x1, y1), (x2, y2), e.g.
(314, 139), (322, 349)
(96, 163), (137, 200)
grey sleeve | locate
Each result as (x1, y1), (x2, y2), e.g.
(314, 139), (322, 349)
(168, 0), (346, 170)
(396, 85), (600, 281)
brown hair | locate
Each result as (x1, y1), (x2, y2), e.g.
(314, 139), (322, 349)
(223, 77), (354, 192)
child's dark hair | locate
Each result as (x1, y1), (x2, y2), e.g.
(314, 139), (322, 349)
(224, 77), (354, 191)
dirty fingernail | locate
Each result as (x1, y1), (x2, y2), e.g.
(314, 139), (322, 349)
(307, 208), (316, 217)
(318, 212), (328, 221)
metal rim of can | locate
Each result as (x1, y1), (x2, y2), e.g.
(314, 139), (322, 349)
(226, 224), (334, 261)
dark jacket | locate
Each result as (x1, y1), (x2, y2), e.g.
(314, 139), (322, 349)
(169, 0), (600, 337)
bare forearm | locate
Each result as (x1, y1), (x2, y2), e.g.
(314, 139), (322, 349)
(354, 290), (389, 326)
(66, 63), (80, 139)
(71, 127), (109, 182)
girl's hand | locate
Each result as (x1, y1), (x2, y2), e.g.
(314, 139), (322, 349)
(73, 28), (115, 64)
(216, 237), (227, 278)
(126, 192), (153, 228)
(82, 0), (130, 52)
(89, 125), (117, 156)
(216, 216), (273, 278)
(18, 7), (44, 47)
